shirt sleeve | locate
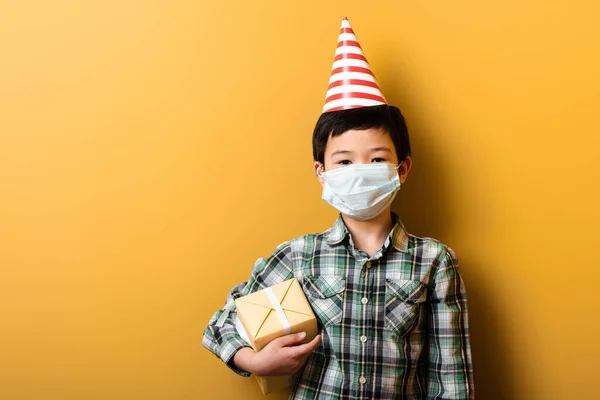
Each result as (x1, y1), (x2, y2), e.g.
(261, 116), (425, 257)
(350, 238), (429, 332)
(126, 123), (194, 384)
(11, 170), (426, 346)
(426, 246), (475, 399)
(201, 241), (295, 376)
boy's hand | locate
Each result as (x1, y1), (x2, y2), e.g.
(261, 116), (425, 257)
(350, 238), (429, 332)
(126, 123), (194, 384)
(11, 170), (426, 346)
(248, 332), (321, 376)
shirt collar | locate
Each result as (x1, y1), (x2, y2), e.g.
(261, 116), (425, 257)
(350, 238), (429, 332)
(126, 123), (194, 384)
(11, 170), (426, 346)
(324, 212), (409, 253)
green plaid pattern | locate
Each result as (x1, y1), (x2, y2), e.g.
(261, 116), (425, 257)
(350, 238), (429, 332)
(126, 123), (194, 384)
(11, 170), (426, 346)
(202, 213), (474, 399)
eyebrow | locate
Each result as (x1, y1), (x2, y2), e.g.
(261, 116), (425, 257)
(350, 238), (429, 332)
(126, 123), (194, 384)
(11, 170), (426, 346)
(331, 150), (352, 157)
(331, 147), (392, 157)
(370, 146), (392, 153)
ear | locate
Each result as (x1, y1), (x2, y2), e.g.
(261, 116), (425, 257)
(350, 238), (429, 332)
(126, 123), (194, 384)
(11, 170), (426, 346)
(313, 161), (325, 187)
(398, 156), (412, 184)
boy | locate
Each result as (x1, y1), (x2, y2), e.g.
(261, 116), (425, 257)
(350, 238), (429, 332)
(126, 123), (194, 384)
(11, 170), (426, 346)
(202, 17), (474, 399)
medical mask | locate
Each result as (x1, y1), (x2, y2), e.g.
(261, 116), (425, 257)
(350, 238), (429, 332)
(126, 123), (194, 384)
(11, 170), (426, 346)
(317, 163), (401, 221)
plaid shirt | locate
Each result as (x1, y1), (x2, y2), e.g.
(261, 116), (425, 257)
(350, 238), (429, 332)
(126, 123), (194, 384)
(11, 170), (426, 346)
(202, 213), (474, 399)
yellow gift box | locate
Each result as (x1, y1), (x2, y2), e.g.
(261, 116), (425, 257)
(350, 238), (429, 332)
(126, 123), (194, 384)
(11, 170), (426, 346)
(234, 278), (318, 394)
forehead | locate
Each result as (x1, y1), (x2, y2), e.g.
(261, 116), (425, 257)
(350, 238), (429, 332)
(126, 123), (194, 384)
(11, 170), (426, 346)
(325, 128), (395, 154)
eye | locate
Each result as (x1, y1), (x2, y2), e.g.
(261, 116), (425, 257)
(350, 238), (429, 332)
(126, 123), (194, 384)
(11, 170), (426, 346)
(372, 158), (386, 163)
(338, 160), (352, 165)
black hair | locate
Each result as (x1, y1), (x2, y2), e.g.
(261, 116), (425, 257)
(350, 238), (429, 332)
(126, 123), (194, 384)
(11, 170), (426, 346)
(312, 104), (411, 165)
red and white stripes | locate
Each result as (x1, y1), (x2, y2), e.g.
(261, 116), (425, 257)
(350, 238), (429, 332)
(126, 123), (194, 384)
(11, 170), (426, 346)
(323, 17), (387, 113)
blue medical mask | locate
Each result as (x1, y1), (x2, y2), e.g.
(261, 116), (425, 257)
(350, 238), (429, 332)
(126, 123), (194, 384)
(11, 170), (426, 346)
(317, 163), (401, 221)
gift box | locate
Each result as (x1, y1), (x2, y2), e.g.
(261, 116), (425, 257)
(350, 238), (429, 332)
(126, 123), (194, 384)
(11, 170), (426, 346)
(234, 278), (318, 394)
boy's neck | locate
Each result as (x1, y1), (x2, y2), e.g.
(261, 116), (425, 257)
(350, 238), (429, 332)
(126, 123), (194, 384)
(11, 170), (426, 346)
(341, 209), (395, 257)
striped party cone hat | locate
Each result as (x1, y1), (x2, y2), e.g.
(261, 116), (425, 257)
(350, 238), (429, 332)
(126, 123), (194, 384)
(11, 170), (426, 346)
(322, 17), (387, 113)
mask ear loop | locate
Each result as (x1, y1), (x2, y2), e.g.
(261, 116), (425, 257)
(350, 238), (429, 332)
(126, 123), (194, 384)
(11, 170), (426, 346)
(396, 161), (403, 190)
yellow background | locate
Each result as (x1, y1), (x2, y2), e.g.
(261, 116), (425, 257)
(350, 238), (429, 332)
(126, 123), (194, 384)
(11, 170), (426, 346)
(1, 1), (598, 399)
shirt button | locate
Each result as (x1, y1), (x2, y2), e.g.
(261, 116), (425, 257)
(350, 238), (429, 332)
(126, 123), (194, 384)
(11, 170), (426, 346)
(359, 376), (367, 385)
(365, 261), (371, 268)
(361, 297), (368, 305)
(360, 335), (367, 343)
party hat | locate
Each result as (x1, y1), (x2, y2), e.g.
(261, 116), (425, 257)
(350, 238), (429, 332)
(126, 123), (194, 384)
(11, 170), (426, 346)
(322, 17), (387, 113)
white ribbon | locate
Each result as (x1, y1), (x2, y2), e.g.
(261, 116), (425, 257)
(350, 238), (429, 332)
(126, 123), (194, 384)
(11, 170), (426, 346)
(235, 314), (252, 346)
(264, 287), (291, 335)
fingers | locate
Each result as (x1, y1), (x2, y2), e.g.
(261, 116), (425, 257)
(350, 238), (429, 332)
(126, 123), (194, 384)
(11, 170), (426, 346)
(291, 334), (321, 357)
(273, 331), (307, 348)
